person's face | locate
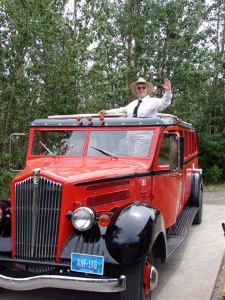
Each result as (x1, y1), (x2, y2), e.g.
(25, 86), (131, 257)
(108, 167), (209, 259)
(136, 83), (148, 99)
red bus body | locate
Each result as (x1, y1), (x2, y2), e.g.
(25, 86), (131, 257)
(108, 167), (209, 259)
(0, 114), (203, 299)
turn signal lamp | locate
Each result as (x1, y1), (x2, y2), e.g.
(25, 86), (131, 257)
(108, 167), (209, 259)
(98, 213), (111, 227)
(99, 116), (105, 125)
(87, 116), (93, 125)
(75, 117), (83, 125)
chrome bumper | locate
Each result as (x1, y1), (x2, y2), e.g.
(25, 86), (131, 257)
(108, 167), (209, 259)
(0, 273), (126, 292)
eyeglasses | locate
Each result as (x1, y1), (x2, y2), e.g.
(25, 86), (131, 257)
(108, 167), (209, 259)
(136, 86), (147, 91)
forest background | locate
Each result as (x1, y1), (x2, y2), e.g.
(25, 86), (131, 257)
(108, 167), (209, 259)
(0, 0), (225, 197)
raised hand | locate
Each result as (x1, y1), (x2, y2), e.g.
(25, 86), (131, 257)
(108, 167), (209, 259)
(161, 78), (171, 91)
(98, 110), (106, 116)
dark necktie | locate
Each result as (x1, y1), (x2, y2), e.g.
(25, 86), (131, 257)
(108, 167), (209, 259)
(133, 100), (142, 117)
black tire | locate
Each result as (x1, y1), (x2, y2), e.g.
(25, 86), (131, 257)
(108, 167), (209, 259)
(187, 173), (203, 225)
(192, 187), (203, 224)
(119, 253), (153, 300)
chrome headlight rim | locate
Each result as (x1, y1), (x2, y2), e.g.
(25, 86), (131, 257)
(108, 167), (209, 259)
(71, 207), (96, 231)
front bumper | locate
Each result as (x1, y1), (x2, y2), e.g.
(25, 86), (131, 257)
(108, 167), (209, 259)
(0, 273), (126, 292)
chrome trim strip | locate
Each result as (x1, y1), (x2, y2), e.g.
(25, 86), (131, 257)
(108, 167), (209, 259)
(0, 274), (126, 293)
(31, 170), (40, 257)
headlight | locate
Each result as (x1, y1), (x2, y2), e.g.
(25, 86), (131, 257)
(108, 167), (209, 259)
(71, 207), (96, 231)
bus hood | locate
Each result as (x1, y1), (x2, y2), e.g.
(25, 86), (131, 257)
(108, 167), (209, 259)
(21, 157), (150, 183)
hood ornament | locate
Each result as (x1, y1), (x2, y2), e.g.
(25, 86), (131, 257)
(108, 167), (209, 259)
(33, 168), (41, 186)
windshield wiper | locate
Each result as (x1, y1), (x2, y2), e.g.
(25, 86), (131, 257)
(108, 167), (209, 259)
(90, 145), (117, 159)
(39, 141), (55, 156)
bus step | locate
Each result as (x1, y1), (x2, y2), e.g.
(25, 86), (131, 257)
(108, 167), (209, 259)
(166, 207), (199, 260)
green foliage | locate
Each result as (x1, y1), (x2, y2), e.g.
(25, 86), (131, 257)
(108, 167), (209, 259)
(0, 0), (225, 197)
(204, 165), (222, 185)
(199, 133), (225, 184)
(0, 154), (16, 198)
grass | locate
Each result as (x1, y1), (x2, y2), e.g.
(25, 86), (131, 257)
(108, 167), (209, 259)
(204, 183), (225, 190)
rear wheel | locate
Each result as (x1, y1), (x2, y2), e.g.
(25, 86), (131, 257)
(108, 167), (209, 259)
(192, 187), (203, 224)
(119, 252), (157, 300)
(187, 173), (203, 225)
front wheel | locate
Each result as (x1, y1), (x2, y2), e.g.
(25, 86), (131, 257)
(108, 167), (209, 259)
(119, 252), (157, 300)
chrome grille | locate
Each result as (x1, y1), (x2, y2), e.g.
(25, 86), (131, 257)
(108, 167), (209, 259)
(15, 177), (62, 272)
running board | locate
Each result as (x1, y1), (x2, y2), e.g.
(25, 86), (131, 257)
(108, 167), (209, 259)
(166, 207), (199, 260)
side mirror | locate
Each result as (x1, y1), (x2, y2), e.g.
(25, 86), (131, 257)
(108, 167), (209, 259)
(169, 136), (184, 171)
(9, 133), (27, 172)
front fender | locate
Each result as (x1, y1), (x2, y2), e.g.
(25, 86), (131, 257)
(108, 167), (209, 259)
(105, 201), (165, 264)
(60, 223), (118, 264)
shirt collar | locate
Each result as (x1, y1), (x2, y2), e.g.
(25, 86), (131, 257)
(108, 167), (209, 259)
(138, 95), (150, 101)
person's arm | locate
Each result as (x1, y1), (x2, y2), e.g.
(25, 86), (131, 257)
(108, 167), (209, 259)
(98, 107), (127, 116)
(161, 78), (171, 91)
(157, 90), (172, 111)
(157, 78), (172, 111)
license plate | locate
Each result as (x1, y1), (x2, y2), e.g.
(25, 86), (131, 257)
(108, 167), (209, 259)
(71, 253), (104, 275)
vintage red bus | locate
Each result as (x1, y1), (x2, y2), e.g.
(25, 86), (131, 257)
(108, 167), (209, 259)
(0, 113), (203, 300)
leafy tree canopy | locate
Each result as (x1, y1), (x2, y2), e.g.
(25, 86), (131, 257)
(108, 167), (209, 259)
(0, 0), (224, 196)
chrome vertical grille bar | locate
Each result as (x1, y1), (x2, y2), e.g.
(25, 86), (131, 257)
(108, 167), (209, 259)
(15, 177), (62, 272)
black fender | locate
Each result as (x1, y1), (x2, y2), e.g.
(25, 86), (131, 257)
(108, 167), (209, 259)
(105, 201), (166, 264)
(187, 170), (203, 224)
(187, 170), (203, 206)
(60, 222), (118, 264)
(60, 202), (166, 265)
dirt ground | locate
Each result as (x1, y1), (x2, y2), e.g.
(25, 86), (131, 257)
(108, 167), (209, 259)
(205, 189), (225, 300)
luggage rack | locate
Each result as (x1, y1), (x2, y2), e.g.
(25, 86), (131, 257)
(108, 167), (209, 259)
(30, 113), (194, 129)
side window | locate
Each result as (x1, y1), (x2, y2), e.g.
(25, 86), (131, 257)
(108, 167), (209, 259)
(158, 136), (170, 165)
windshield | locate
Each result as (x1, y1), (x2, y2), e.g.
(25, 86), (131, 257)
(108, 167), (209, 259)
(31, 129), (154, 157)
(32, 130), (86, 156)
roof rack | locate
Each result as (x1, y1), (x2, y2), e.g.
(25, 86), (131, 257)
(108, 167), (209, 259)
(31, 113), (194, 129)
(48, 112), (174, 120)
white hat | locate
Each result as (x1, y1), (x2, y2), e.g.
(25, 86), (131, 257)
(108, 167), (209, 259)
(130, 77), (154, 96)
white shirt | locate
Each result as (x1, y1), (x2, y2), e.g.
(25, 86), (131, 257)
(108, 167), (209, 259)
(106, 90), (172, 118)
